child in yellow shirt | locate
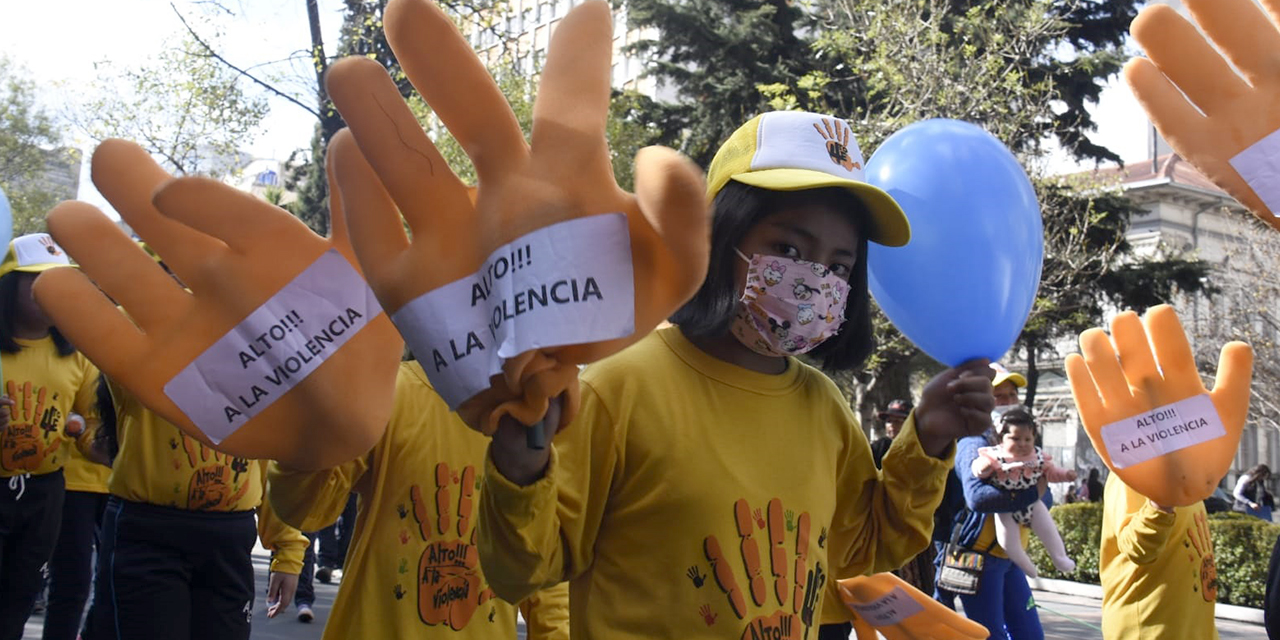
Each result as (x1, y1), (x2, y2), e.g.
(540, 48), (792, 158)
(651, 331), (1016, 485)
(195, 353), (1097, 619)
(478, 111), (999, 638)
(268, 360), (569, 639)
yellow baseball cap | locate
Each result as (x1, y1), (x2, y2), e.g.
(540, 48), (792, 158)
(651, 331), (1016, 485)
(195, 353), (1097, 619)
(0, 233), (72, 278)
(991, 362), (1027, 388)
(706, 111), (911, 247)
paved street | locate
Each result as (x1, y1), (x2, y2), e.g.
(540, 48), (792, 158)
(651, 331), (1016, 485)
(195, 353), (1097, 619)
(22, 549), (1263, 639)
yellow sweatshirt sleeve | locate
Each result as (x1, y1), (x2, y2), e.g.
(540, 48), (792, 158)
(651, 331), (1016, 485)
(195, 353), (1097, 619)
(257, 463), (310, 575)
(478, 382), (620, 603)
(519, 581), (571, 640)
(1108, 477), (1177, 566)
(827, 414), (953, 578)
(267, 452), (371, 533)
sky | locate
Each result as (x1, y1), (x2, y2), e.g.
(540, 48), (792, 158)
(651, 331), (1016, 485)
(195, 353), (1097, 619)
(0, 0), (1205, 212)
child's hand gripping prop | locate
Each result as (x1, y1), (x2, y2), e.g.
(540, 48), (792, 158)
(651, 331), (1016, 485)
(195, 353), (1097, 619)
(1126, 0), (1280, 226)
(32, 139), (405, 471)
(1066, 305), (1252, 507)
(837, 573), (989, 639)
(325, 0), (709, 443)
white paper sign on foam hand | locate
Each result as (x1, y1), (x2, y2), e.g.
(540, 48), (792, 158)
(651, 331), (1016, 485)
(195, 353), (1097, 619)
(847, 587), (925, 627)
(1231, 128), (1280, 217)
(1100, 394), (1226, 469)
(392, 213), (635, 409)
(164, 249), (384, 444)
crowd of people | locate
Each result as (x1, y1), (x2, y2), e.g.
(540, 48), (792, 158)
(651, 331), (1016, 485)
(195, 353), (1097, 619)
(2, 2), (1279, 640)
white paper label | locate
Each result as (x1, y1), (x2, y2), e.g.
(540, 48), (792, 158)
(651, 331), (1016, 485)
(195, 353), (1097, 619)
(847, 586), (924, 627)
(164, 249), (383, 444)
(392, 213), (635, 409)
(1230, 128), (1280, 216)
(1099, 394), (1225, 469)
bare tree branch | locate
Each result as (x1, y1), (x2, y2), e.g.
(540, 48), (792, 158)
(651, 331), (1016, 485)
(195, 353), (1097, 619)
(170, 2), (321, 120)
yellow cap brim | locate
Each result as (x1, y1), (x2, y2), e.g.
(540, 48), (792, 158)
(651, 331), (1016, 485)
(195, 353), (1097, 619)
(993, 372), (1027, 388)
(0, 263), (74, 279)
(731, 169), (911, 247)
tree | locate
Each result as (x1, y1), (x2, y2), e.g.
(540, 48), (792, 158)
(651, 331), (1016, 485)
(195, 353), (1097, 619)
(0, 55), (70, 234)
(1184, 212), (1280, 432)
(69, 33), (268, 177)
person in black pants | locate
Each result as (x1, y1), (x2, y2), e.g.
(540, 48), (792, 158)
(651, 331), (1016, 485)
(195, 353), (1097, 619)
(42, 485), (108, 640)
(1267, 531), (1280, 639)
(314, 493), (356, 583)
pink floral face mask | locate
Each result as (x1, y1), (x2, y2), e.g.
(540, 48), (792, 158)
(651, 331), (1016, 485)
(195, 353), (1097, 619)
(730, 250), (850, 357)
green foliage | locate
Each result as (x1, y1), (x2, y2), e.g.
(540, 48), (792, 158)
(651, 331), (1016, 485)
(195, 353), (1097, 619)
(1207, 511), (1280, 608)
(71, 34), (268, 177)
(0, 55), (66, 234)
(1028, 502), (1104, 584)
(1028, 503), (1280, 609)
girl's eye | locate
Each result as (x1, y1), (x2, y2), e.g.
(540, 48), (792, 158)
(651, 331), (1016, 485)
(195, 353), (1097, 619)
(773, 244), (801, 259)
(828, 264), (852, 279)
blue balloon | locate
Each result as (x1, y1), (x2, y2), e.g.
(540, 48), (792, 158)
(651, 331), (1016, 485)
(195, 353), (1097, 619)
(866, 119), (1042, 367)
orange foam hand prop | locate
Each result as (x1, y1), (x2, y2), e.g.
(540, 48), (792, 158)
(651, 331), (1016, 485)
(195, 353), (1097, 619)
(325, 0), (709, 436)
(33, 139), (404, 471)
(837, 574), (989, 639)
(1126, 0), (1280, 227)
(1066, 305), (1252, 507)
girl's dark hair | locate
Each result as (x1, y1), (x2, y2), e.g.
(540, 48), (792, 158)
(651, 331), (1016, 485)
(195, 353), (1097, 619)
(94, 375), (120, 464)
(996, 407), (1038, 439)
(669, 182), (874, 371)
(1247, 464), (1272, 479)
(0, 272), (74, 356)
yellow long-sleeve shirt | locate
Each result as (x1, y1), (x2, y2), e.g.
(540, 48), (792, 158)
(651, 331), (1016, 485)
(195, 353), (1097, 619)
(268, 361), (569, 639)
(1100, 473), (1218, 640)
(0, 337), (99, 478)
(106, 379), (307, 574)
(478, 326), (951, 639)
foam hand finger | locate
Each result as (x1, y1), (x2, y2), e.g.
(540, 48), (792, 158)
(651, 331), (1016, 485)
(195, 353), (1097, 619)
(1067, 304), (1252, 506)
(330, 0), (709, 436)
(838, 574), (989, 639)
(1127, 0), (1280, 227)
(38, 139), (401, 470)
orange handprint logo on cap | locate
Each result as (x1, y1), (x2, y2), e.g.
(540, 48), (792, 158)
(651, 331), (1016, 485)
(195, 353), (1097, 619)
(814, 119), (861, 172)
(1, 381), (62, 473)
(408, 462), (493, 630)
(701, 497), (817, 639)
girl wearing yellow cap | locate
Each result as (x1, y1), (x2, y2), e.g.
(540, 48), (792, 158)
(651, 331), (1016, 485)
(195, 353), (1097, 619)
(478, 111), (1000, 638)
(0, 233), (101, 640)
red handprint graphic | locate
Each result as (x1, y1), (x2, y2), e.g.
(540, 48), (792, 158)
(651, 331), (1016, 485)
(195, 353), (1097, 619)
(1, 381), (60, 473)
(699, 604), (717, 626)
(703, 498), (812, 639)
(408, 463), (494, 631)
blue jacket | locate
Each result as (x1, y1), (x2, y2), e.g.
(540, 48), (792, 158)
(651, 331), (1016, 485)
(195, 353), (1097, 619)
(949, 433), (1040, 550)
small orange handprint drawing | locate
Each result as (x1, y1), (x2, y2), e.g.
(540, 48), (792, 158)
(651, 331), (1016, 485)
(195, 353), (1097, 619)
(180, 434), (249, 510)
(813, 119), (861, 172)
(1185, 510), (1217, 602)
(408, 464), (494, 631)
(1, 381), (60, 473)
(703, 498), (810, 640)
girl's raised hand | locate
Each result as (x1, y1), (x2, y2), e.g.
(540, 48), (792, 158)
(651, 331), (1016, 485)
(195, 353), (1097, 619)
(33, 139), (404, 470)
(325, 0), (709, 437)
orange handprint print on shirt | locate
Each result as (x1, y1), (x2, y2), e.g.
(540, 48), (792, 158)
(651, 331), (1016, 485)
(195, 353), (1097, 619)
(1184, 510), (1218, 602)
(408, 463), (494, 631)
(1, 381), (61, 473)
(179, 433), (251, 510)
(702, 498), (814, 640)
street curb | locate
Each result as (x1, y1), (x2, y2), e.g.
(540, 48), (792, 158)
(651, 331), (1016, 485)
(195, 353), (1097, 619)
(1027, 577), (1264, 625)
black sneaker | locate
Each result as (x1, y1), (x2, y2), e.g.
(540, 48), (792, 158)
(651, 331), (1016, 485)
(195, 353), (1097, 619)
(315, 567), (332, 584)
(297, 604), (314, 623)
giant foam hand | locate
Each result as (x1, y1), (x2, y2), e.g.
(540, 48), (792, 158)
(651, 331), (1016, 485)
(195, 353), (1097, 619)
(1066, 305), (1252, 507)
(1126, 0), (1280, 227)
(837, 574), (989, 640)
(325, 0), (709, 437)
(32, 139), (404, 471)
